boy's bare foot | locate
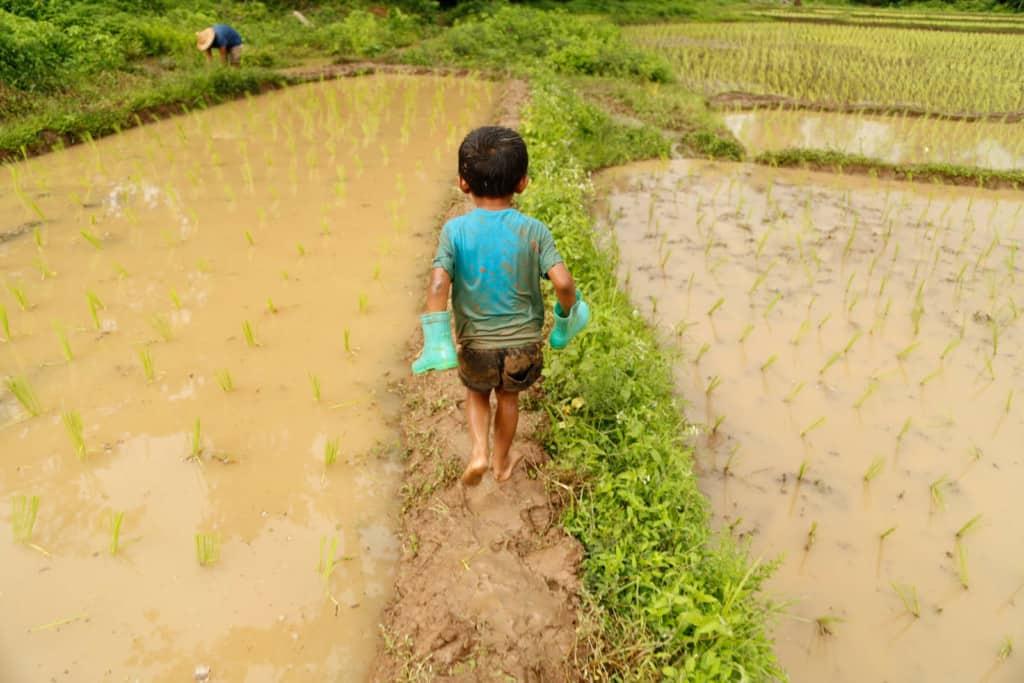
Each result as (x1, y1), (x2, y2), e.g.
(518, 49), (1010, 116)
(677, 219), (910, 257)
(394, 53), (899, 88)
(461, 457), (488, 486)
(493, 451), (525, 482)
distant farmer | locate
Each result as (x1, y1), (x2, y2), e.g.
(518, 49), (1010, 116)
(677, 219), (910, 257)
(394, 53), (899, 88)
(196, 24), (243, 67)
(411, 126), (590, 486)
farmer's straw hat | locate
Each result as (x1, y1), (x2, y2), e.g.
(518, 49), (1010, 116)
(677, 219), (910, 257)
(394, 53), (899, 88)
(196, 28), (215, 51)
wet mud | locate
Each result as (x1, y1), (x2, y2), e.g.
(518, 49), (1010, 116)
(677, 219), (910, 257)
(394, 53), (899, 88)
(1, 74), (496, 681)
(599, 159), (1024, 683)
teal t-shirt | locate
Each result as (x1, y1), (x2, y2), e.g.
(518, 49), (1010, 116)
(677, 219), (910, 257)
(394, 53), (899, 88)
(432, 207), (563, 349)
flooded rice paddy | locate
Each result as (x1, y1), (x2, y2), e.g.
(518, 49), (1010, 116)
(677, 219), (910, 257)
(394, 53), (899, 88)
(724, 109), (1024, 171)
(600, 160), (1023, 683)
(0, 74), (495, 681)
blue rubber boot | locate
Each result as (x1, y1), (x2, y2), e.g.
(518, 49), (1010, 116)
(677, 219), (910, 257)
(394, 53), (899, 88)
(549, 291), (590, 350)
(412, 311), (458, 375)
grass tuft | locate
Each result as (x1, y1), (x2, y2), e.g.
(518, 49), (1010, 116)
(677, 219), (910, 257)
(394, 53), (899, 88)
(11, 494), (40, 544)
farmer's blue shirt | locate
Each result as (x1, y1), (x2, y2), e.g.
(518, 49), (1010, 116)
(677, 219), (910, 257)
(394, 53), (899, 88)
(433, 207), (563, 349)
(211, 24), (243, 49)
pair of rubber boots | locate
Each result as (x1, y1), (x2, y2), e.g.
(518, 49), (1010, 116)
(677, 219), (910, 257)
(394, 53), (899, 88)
(411, 292), (591, 375)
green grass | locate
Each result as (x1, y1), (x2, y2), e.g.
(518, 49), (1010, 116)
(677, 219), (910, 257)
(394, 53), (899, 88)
(522, 80), (780, 681)
(755, 148), (1024, 191)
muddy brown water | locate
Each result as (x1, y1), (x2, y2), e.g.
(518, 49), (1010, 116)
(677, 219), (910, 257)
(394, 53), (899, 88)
(599, 160), (1023, 683)
(0, 74), (495, 681)
(724, 110), (1024, 171)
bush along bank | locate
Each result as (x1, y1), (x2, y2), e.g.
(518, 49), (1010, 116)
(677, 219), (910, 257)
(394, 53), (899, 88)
(519, 79), (783, 681)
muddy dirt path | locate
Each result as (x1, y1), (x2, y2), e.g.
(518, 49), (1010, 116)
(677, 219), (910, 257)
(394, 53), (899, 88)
(371, 81), (585, 681)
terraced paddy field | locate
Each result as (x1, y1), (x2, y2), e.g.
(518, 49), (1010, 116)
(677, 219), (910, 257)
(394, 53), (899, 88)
(599, 159), (1023, 683)
(0, 73), (496, 681)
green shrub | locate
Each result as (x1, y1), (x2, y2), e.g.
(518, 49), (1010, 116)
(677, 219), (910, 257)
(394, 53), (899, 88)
(407, 7), (673, 82)
(0, 10), (69, 91)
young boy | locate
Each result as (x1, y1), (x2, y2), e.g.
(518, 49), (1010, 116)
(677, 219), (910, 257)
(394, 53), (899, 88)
(412, 126), (590, 486)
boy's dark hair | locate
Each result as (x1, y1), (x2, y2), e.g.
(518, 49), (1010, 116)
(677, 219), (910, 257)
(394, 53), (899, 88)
(458, 126), (528, 198)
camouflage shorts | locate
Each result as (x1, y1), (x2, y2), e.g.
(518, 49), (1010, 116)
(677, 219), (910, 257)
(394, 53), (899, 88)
(457, 342), (544, 393)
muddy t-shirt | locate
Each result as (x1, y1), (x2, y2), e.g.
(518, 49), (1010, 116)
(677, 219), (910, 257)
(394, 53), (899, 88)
(432, 207), (563, 349)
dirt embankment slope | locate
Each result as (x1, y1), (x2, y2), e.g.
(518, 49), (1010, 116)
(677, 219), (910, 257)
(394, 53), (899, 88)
(371, 80), (585, 682)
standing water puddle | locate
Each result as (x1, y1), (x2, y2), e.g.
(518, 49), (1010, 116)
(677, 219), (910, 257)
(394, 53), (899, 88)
(725, 109), (1024, 171)
(599, 160), (1023, 682)
(0, 74), (495, 681)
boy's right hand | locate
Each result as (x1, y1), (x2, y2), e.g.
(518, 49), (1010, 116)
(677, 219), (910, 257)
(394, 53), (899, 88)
(549, 290), (590, 350)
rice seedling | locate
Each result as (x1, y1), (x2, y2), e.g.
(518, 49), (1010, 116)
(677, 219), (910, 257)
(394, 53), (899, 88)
(796, 460), (809, 482)
(783, 381), (806, 404)
(892, 582), (920, 618)
(195, 533), (219, 567)
(84, 291), (104, 329)
(5, 376), (41, 417)
(929, 475), (949, 511)
(920, 366), (944, 386)
(11, 494), (39, 544)
(896, 341), (921, 362)
(760, 354), (777, 372)
(216, 369), (234, 393)
(137, 346), (155, 382)
(80, 230), (103, 250)
(955, 539), (969, 589)
(843, 330), (862, 355)
(819, 352), (841, 375)
(940, 337), (960, 361)
(763, 292), (782, 317)
(817, 312), (831, 330)
(319, 536), (339, 592)
(7, 282), (29, 311)
(711, 415), (725, 435)
(694, 342), (710, 364)
(242, 320), (257, 347)
(344, 328), (352, 354)
(801, 416), (826, 438)
(150, 314), (172, 342)
(748, 260), (777, 294)
(309, 373), (321, 402)
(880, 526), (897, 542)
(109, 511), (124, 555)
(244, 230), (255, 246)
(190, 418), (202, 461)
(897, 417), (912, 443)
(358, 294), (369, 314)
(863, 456), (885, 483)
(296, 243), (306, 257)
(956, 514), (983, 539)
(738, 323), (755, 343)
(815, 615), (844, 637)
(0, 305), (9, 341)
(804, 521), (818, 551)
(54, 323), (72, 361)
(324, 438), (339, 466)
(169, 289), (181, 311)
(705, 375), (722, 396)
(267, 298), (277, 314)
(62, 411), (86, 461)
(999, 637), (1013, 660)
(1006, 389), (1014, 414)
